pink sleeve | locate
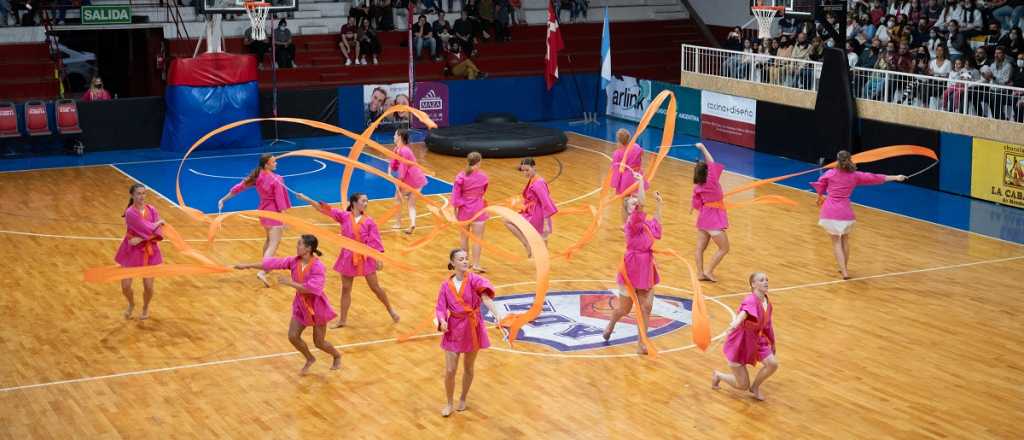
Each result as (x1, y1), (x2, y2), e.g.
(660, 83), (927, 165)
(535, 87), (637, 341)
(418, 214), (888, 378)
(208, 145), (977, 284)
(854, 171), (887, 186)
(647, 218), (662, 240)
(364, 218), (385, 252)
(708, 161), (725, 183)
(261, 256), (295, 271)
(320, 205), (349, 225)
(302, 262), (326, 294)
(535, 182), (558, 218)
(389, 158), (400, 172)
(626, 208), (646, 235)
(629, 145), (643, 169)
(435, 282), (450, 323)
(272, 178), (291, 210)
(810, 170), (832, 195)
(472, 273), (496, 298)
(230, 180), (250, 195)
(124, 208), (162, 239)
(452, 174), (465, 208)
(690, 185), (703, 210)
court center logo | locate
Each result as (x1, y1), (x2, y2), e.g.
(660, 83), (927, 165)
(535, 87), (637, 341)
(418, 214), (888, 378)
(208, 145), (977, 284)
(482, 290), (692, 352)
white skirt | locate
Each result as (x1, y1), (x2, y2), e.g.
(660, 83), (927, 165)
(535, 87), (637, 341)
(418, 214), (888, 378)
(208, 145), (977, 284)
(818, 219), (855, 236)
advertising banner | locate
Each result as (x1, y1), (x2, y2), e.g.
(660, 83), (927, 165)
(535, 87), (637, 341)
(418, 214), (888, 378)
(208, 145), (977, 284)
(700, 90), (756, 148)
(650, 81), (700, 137)
(971, 138), (1024, 209)
(411, 81), (449, 129)
(605, 75), (652, 123)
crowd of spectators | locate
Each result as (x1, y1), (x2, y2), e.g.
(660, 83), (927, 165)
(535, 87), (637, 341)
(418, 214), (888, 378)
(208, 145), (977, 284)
(720, 0), (1024, 121)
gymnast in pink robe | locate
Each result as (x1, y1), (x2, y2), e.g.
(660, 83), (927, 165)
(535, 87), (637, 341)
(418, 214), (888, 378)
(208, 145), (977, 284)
(690, 142), (730, 282)
(218, 153), (293, 287)
(504, 157), (558, 257)
(712, 272), (778, 401)
(602, 173), (663, 355)
(811, 150), (906, 279)
(235, 235), (342, 376)
(295, 192), (400, 329)
(390, 128), (427, 235)
(115, 184), (165, 320)
(609, 128), (649, 223)
(435, 248), (506, 417)
(451, 152), (490, 272)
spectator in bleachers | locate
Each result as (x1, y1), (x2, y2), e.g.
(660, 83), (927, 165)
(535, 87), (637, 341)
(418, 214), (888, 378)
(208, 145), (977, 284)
(984, 21), (1005, 47)
(339, 16), (360, 65)
(859, 37), (882, 67)
(857, 14), (877, 42)
(925, 25), (943, 56)
(444, 39), (487, 79)
(453, 8), (476, 56)
(847, 15), (863, 41)
(244, 23), (271, 68)
(372, 0), (395, 31)
(0, 0), (9, 27)
(894, 13), (912, 39)
(998, 26), (1024, 56)
(876, 15), (895, 42)
(958, 0), (984, 37)
(847, 40), (862, 67)
(510, 0), (524, 25)
(911, 16), (932, 47)
(991, 46), (1015, 85)
(478, 0), (495, 37)
(945, 20), (968, 60)
(724, 27), (743, 51)
(358, 17), (382, 64)
(434, 11), (452, 50)
(992, 0), (1024, 33)
(723, 38), (753, 79)
(81, 76), (112, 101)
(895, 40), (915, 71)
(969, 64), (997, 116)
(891, 0), (913, 17)
(942, 57), (977, 111)
(350, 0), (369, 25)
(869, 0), (886, 25)
(274, 19), (296, 68)
(974, 45), (991, 67)
(494, 0), (511, 41)
(413, 14), (440, 60)
(935, 0), (962, 31)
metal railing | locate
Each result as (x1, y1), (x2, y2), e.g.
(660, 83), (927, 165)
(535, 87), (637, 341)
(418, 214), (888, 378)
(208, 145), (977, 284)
(681, 44), (1024, 124)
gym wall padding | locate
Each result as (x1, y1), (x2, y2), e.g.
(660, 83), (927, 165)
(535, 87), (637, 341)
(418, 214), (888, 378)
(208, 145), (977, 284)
(79, 97), (166, 150)
(160, 53), (262, 152)
(258, 87), (339, 139)
(939, 132), (973, 197)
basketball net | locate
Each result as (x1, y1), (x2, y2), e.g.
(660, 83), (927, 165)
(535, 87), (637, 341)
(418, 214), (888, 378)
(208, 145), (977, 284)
(751, 5), (784, 39)
(245, 1), (271, 41)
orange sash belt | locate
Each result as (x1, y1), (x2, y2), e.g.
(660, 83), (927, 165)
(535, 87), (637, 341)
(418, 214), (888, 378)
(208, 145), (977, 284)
(448, 276), (483, 351)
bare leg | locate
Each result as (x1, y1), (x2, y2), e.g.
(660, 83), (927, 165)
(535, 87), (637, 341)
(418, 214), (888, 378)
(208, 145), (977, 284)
(603, 287), (633, 341)
(503, 220), (531, 257)
(620, 200), (628, 224)
(830, 234), (848, 279)
(749, 355), (779, 401)
(705, 232), (730, 280)
(365, 272), (400, 323)
(332, 276), (354, 328)
(404, 191), (417, 234)
(457, 350), (478, 411)
(393, 190), (404, 229)
(695, 230), (713, 281)
(139, 278), (155, 320)
(120, 278), (135, 319)
(442, 350), (460, 416)
(257, 226), (285, 287)
(841, 234), (851, 273)
(288, 318), (316, 375)
(712, 363), (751, 392)
(312, 324), (342, 370)
(635, 290), (653, 354)
(469, 221), (485, 271)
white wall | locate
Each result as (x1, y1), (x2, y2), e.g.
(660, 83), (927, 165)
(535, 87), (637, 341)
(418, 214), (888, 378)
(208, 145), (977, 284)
(688, 0), (752, 27)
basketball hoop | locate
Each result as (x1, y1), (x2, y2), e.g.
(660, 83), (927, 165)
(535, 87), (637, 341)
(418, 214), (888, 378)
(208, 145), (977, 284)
(244, 1), (272, 41)
(751, 4), (785, 39)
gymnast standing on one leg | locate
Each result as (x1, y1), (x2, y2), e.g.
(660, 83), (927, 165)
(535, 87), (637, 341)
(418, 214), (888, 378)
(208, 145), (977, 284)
(690, 142), (730, 282)
(609, 128), (647, 224)
(235, 235), (342, 376)
(390, 128), (427, 235)
(811, 150), (906, 279)
(503, 158), (558, 257)
(436, 248), (506, 417)
(711, 272), (778, 401)
(451, 152), (490, 272)
(115, 184), (165, 320)
(218, 153), (293, 287)
(602, 173), (663, 355)
(295, 192), (400, 328)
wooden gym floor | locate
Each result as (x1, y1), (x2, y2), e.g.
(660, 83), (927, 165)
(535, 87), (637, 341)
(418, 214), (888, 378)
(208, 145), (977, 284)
(0, 133), (1021, 438)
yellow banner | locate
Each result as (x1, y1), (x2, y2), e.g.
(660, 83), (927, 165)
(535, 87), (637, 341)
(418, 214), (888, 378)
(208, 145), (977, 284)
(971, 138), (1024, 209)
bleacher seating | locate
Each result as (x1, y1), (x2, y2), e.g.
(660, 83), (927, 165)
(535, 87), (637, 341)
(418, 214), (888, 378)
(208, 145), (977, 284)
(0, 44), (60, 102)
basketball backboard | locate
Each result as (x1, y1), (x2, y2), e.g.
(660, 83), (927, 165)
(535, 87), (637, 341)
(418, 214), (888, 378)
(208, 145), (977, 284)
(201, 0), (297, 15)
(749, 0), (815, 17)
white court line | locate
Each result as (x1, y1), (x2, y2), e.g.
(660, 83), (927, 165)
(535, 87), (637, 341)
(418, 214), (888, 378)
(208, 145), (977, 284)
(569, 132), (1024, 248)
(3, 255), (1020, 393)
(108, 165), (181, 208)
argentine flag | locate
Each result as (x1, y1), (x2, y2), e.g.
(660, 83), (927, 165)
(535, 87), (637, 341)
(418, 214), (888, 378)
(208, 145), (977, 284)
(601, 7), (611, 90)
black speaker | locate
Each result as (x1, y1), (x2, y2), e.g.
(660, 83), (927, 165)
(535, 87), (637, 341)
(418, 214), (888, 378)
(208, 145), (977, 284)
(813, 46), (860, 165)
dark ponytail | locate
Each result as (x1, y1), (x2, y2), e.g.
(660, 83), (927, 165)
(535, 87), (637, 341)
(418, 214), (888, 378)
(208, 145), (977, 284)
(244, 154), (274, 186)
(447, 248), (466, 270)
(347, 192), (366, 212)
(395, 128), (410, 145)
(301, 234), (323, 257)
(837, 150), (857, 172)
(122, 183), (145, 217)
(693, 161), (708, 184)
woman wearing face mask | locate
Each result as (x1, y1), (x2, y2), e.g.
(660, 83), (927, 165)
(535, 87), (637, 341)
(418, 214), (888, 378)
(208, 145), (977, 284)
(998, 26), (1024, 56)
(82, 75), (112, 101)
(876, 15), (894, 43)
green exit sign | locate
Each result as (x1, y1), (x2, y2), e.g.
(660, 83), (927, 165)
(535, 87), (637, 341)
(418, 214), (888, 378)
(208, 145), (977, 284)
(81, 5), (132, 25)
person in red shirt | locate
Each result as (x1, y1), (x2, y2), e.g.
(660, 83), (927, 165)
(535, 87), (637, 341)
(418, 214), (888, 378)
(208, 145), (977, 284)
(81, 76), (112, 101)
(338, 16), (360, 65)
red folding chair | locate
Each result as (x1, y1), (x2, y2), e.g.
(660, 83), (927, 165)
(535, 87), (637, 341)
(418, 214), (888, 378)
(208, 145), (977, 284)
(24, 101), (51, 137)
(0, 102), (18, 139)
(55, 99), (83, 135)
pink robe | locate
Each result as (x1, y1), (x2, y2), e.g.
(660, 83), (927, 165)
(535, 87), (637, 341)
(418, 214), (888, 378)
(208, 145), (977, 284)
(609, 144), (649, 195)
(691, 162), (729, 231)
(810, 169), (887, 221)
(230, 171), (293, 227)
(616, 209), (662, 290)
(452, 170), (490, 222)
(722, 292), (775, 366)
(389, 145), (427, 190)
(318, 205), (384, 277)
(114, 204), (164, 267)
(521, 175), (558, 234)
(263, 256), (337, 326)
(435, 272), (496, 353)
